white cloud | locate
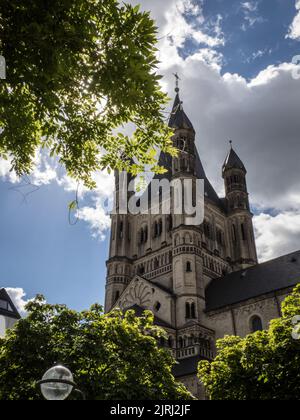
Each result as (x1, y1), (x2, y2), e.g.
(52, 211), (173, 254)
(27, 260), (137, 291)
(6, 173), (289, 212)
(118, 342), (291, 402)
(240, 1), (265, 31)
(254, 212), (300, 262)
(1, 0), (300, 261)
(76, 206), (111, 241)
(242, 2), (258, 13)
(0, 152), (115, 241)
(287, 0), (300, 40)
(0, 157), (19, 184)
(128, 0), (225, 72)
(5, 287), (32, 317)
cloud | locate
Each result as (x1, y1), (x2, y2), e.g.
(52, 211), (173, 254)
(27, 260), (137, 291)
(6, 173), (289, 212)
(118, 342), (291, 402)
(1, 0), (300, 261)
(5, 287), (32, 317)
(254, 212), (300, 262)
(240, 1), (265, 31)
(0, 152), (115, 241)
(76, 206), (111, 241)
(0, 157), (19, 184)
(129, 0), (225, 72)
(287, 0), (300, 40)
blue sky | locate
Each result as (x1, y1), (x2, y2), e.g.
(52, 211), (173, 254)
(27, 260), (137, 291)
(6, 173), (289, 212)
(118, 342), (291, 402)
(1, 0), (300, 313)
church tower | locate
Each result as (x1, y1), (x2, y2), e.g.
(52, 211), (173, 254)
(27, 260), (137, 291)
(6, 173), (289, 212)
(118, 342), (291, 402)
(222, 143), (258, 269)
(104, 170), (134, 313)
(169, 83), (205, 328)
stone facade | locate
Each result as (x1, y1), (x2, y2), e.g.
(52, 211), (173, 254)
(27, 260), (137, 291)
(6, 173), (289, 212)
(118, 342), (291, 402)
(104, 89), (300, 399)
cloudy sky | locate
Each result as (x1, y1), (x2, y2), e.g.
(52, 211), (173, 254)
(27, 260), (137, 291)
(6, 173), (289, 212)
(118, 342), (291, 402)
(1, 0), (300, 314)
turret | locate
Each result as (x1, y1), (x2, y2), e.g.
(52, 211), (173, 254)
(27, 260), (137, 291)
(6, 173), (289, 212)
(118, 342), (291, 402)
(169, 80), (205, 327)
(223, 143), (258, 269)
(105, 170), (134, 312)
(169, 83), (196, 178)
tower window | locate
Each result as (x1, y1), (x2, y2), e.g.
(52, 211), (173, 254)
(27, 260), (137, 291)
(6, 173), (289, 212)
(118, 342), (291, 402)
(186, 302), (191, 319)
(251, 316), (263, 333)
(114, 291), (120, 303)
(186, 301), (196, 319)
(119, 222), (124, 239)
(159, 219), (163, 236)
(232, 224), (237, 242)
(186, 261), (192, 272)
(191, 303), (196, 319)
(241, 223), (247, 241)
(178, 337), (184, 348)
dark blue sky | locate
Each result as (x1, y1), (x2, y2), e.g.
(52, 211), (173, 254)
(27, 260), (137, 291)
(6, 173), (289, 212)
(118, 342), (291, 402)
(1, 0), (300, 311)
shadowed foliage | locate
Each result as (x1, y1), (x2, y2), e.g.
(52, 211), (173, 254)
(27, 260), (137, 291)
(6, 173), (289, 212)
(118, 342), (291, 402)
(198, 284), (300, 400)
(0, 296), (192, 400)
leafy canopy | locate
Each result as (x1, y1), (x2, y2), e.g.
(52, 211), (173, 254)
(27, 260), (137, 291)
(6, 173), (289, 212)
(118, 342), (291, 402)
(198, 284), (300, 400)
(0, 0), (175, 188)
(0, 296), (192, 400)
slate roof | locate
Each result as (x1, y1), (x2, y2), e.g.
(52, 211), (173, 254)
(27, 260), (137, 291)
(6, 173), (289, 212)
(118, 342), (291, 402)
(169, 93), (195, 132)
(0, 288), (21, 320)
(223, 147), (246, 173)
(205, 250), (300, 312)
(124, 304), (173, 329)
(173, 356), (209, 378)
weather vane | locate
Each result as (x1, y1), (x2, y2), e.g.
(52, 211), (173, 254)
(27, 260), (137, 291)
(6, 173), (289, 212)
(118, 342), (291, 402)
(173, 72), (181, 93)
(229, 140), (233, 148)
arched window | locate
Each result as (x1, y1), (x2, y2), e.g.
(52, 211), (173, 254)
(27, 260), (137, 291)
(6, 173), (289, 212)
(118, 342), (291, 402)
(144, 226), (148, 243)
(138, 265), (145, 276)
(119, 222), (124, 239)
(185, 302), (191, 319)
(251, 316), (263, 332)
(114, 291), (120, 303)
(232, 224), (237, 242)
(168, 336), (173, 348)
(159, 219), (163, 236)
(154, 221), (159, 238)
(241, 223), (246, 241)
(178, 337), (184, 348)
(191, 303), (196, 319)
(186, 261), (192, 272)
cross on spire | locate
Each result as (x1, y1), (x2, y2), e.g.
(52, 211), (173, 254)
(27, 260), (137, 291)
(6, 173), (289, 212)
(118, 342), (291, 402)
(173, 72), (181, 93)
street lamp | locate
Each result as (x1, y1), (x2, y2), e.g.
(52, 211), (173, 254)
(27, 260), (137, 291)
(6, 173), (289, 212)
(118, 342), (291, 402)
(37, 365), (85, 400)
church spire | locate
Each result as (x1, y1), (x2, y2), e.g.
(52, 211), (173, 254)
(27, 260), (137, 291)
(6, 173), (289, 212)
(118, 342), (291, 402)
(223, 142), (246, 174)
(169, 74), (195, 132)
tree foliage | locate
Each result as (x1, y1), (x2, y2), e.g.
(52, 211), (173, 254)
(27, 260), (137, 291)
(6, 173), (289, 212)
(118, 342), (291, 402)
(0, 0), (175, 188)
(198, 284), (300, 400)
(0, 296), (191, 400)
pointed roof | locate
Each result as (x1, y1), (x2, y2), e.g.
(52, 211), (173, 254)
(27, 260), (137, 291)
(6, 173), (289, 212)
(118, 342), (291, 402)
(149, 147), (223, 209)
(223, 146), (246, 173)
(169, 93), (195, 132)
(0, 288), (21, 320)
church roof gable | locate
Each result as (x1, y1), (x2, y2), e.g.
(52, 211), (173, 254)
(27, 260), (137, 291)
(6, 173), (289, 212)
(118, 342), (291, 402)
(0, 288), (21, 320)
(205, 250), (300, 311)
